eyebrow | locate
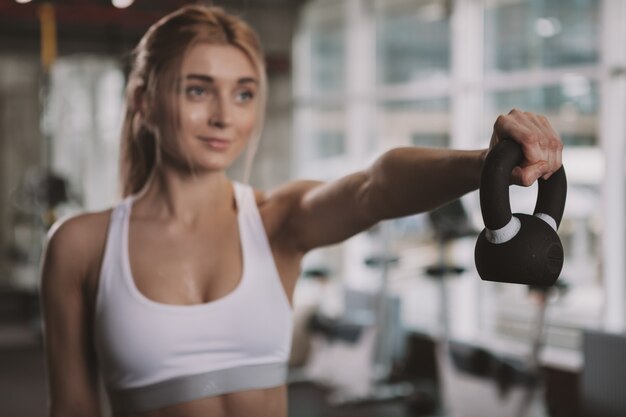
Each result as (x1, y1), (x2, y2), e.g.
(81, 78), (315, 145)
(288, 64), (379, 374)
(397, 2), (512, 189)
(184, 74), (258, 85)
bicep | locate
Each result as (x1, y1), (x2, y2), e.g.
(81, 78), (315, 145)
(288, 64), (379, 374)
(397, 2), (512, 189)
(40, 221), (102, 415)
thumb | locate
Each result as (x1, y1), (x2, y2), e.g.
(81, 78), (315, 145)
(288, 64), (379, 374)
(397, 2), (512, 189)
(512, 161), (549, 187)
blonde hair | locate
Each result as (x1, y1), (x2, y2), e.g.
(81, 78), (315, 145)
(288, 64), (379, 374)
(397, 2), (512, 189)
(119, 4), (267, 197)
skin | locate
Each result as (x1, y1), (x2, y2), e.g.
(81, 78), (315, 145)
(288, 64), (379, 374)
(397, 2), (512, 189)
(40, 43), (564, 417)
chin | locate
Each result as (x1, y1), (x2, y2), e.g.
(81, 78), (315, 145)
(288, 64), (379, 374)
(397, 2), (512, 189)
(189, 156), (237, 174)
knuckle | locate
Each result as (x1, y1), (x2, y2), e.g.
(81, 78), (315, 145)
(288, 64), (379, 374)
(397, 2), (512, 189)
(520, 176), (532, 187)
(523, 132), (539, 145)
(549, 139), (560, 151)
(556, 140), (564, 151)
(494, 114), (507, 128)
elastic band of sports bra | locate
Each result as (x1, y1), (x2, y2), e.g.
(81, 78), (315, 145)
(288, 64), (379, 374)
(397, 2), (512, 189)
(108, 362), (288, 414)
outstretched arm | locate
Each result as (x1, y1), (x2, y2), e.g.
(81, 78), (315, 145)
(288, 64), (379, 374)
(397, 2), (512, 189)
(272, 109), (562, 253)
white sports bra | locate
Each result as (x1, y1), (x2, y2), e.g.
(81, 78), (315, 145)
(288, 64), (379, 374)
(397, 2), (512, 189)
(93, 182), (293, 415)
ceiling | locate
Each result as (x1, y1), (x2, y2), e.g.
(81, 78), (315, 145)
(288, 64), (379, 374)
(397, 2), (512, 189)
(0, 0), (306, 56)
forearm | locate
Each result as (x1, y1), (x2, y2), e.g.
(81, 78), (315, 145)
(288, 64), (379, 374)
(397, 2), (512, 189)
(364, 146), (487, 221)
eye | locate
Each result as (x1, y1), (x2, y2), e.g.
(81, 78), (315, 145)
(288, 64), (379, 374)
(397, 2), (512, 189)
(185, 85), (207, 98)
(236, 90), (255, 103)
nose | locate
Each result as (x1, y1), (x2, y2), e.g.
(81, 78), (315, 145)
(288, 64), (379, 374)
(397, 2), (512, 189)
(208, 94), (231, 128)
(208, 117), (226, 128)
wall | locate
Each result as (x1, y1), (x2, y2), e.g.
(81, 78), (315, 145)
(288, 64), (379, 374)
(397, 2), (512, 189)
(0, 55), (43, 287)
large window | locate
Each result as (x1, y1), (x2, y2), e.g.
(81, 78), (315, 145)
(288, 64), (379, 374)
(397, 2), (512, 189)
(485, 0), (599, 72)
(293, 1), (348, 178)
(482, 0), (604, 354)
(376, 98), (451, 149)
(376, 0), (451, 85)
(310, 21), (346, 93)
(295, 0), (624, 367)
(374, 0), (452, 152)
(307, 105), (347, 159)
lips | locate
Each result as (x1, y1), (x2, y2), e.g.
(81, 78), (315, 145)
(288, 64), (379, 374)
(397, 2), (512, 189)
(197, 136), (231, 151)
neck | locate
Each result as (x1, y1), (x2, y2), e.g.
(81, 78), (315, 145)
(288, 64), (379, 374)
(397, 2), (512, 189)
(136, 165), (235, 226)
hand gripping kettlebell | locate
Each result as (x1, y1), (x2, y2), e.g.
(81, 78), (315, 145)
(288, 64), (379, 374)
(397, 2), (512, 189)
(474, 140), (567, 287)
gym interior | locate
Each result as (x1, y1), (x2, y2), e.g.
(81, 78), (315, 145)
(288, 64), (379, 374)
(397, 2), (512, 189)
(1, 0), (625, 416)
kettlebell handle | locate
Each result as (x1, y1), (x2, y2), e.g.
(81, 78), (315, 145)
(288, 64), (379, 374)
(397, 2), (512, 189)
(480, 140), (567, 231)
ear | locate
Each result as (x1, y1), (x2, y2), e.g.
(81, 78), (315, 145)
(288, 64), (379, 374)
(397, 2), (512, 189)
(133, 86), (147, 116)
(133, 86), (155, 131)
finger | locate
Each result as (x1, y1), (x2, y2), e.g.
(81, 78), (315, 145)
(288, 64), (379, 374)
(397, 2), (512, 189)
(509, 109), (543, 135)
(523, 111), (546, 132)
(538, 114), (555, 129)
(546, 136), (556, 176)
(513, 161), (549, 187)
(523, 112), (554, 167)
(489, 130), (498, 148)
(517, 111), (561, 177)
(494, 115), (542, 163)
(542, 140), (563, 180)
(508, 108), (525, 119)
(538, 114), (563, 167)
(511, 166), (524, 185)
(550, 129), (563, 171)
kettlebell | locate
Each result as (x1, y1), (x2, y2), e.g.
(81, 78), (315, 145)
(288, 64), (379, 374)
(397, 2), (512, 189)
(474, 140), (567, 287)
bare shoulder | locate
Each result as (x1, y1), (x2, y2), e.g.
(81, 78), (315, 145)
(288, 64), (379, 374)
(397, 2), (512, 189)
(253, 180), (323, 243)
(47, 209), (112, 253)
(44, 208), (114, 286)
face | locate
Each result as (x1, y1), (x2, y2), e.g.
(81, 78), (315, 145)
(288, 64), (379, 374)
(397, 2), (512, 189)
(166, 43), (260, 173)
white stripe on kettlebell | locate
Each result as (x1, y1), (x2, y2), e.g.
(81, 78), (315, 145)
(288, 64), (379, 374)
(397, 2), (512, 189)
(485, 216), (521, 244)
(534, 212), (557, 231)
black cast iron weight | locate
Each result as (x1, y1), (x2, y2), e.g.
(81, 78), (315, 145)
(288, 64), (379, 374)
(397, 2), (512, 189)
(474, 140), (567, 287)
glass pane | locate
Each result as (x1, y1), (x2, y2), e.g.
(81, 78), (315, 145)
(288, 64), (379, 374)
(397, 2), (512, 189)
(484, 78), (598, 146)
(376, 1), (451, 85)
(315, 131), (345, 158)
(377, 98), (450, 149)
(308, 106), (346, 159)
(311, 21), (345, 93)
(485, 0), (599, 72)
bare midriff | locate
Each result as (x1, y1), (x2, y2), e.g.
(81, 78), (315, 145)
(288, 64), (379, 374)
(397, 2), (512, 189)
(114, 385), (287, 417)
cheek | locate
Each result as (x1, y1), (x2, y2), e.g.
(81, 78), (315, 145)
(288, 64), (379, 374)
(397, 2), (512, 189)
(159, 104), (201, 159)
(181, 104), (207, 130)
(236, 108), (258, 137)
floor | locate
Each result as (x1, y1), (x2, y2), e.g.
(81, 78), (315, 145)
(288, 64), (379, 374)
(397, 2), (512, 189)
(1, 344), (49, 417)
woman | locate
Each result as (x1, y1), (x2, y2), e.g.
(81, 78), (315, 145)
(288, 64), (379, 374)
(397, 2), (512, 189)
(40, 4), (563, 417)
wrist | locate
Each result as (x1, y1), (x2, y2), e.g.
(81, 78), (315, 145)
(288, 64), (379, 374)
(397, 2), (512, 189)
(480, 147), (489, 166)
(473, 148), (489, 190)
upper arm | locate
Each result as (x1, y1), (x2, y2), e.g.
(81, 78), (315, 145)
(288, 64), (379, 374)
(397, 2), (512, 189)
(40, 215), (103, 416)
(268, 170), (380, 253)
